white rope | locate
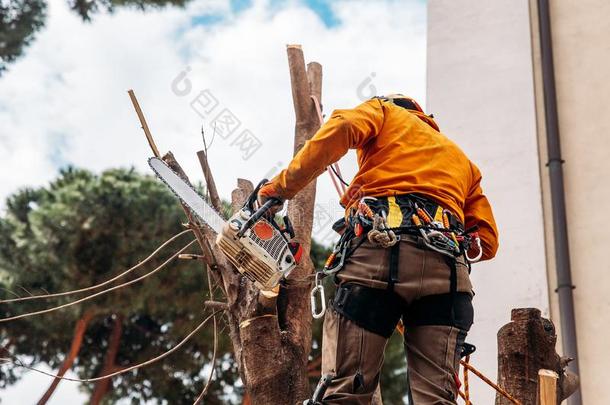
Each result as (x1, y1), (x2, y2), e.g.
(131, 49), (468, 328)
(1, 229), (193, 304)
(1, 310), (221, 383)
(0, 240), (197, 323)
(192, 266), (220, 405)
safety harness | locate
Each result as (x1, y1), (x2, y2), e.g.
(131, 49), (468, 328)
(310, 193), (482, 326)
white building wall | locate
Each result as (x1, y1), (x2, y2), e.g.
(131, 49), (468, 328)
(427, 1), (550, 403)
(532, 1), (610, 402)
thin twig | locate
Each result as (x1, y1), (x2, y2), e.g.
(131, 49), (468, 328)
(196, 149), (222, 212)
(0, 288), (21, 299)
(204, 301), (228, 311)
(128, 89), (161, 158)
(17, 286), (33, 297)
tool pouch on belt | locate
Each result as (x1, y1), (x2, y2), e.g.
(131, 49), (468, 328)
(332, 283), (403, 338)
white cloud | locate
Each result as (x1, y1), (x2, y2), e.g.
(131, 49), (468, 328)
(0, 0), (425, 400)
(0, 0), (426, 221)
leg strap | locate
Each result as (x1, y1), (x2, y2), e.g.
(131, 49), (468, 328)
(332, 283), (402, 338)
(402, 292), (474, 331)
(443, 256), (458, 323)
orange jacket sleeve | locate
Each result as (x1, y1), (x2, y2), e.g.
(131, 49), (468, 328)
(464, 164), (499, 261)
(271, 99), (385, 199)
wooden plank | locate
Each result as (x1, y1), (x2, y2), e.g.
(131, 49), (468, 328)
(538, 369), (558, 405)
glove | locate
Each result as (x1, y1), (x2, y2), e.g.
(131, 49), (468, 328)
(257, 182), (284, 214)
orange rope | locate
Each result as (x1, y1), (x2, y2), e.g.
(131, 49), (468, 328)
(458, 390), (472, 404)
(460, 360), (522, 405)
(463, 355), (471, 404)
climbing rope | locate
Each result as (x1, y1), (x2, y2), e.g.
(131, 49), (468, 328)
(0, 229), (193, 304)
(192, 267), (221, 405)
(0, 240), (197, 322)
(463, 354), (471, 405)
(459, 358), (522, 405)
(0, 310), (221, 384)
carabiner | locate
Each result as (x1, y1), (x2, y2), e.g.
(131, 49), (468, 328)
(465, 236), (483, 263)
(310, 273), (326, 319)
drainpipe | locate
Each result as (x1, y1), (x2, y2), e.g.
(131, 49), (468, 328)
(536, 1), (581, 404)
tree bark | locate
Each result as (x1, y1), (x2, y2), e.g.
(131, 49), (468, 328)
(148, 45), (323, 404)
(90, 314), (124, 405)
(212, 46), (323, 405)
(496, 308), (579, 405)
(38, 310), (95, 405)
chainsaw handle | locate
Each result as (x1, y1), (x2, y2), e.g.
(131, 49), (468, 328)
(237, 197), (283, 238)
(246, 179), (267, 211)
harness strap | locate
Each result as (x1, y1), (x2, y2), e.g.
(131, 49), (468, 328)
(443, 256), (458, 323)
(388, 242), (400, 292)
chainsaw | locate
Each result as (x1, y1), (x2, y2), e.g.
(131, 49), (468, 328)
(148, 157), (302, 290)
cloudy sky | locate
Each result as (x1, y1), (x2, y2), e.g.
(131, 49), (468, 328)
(0, 0), (426, 402)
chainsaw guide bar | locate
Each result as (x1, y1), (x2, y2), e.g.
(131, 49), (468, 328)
(148, 157), (227, 234)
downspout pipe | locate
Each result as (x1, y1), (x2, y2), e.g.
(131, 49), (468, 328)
(537, 1), (581, 404)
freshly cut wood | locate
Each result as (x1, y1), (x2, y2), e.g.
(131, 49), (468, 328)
(538, 369), (558, 405)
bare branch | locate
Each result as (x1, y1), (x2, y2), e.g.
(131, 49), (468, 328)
(204, 301), (229, 311)
(197, 150), (223, 212)
(127, 90), (161, 158)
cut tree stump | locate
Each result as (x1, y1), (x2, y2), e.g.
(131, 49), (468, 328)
(496, 308), (579, 405)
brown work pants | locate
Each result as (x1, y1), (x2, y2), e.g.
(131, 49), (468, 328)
(320, 236), (474, 404)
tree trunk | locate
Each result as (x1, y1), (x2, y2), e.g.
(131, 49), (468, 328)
(38, 310), (95, 405)
(496, 308), (579, 405)
(90, 314), (124, 405)
(138, 45), (323, 404)
(213, 45), (323, 405)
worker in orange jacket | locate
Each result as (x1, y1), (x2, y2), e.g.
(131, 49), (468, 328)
(259, 95), (498, 404)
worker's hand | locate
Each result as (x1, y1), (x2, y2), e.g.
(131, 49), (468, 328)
(257, 182), (285, 215)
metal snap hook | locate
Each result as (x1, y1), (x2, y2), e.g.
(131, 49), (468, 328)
(311, 273), (326, 319)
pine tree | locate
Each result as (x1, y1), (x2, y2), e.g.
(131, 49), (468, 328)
(0, 167), (237, 404)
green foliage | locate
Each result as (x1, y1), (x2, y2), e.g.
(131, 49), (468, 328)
(0, 0), (190, 74)
(67, 0), (190, 22)
(0, 0), (46, 73)
(0, 167), (236, 403)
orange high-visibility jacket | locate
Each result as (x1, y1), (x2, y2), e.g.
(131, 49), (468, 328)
(270, 98), (499, 260)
